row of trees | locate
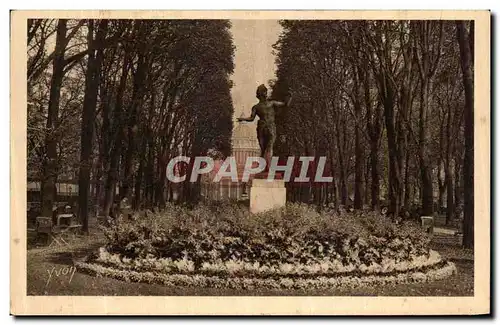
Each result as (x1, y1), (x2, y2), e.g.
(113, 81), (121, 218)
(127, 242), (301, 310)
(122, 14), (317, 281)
(271, 20), (474, 248)
(28, 19), (235, 233)
(27, 19), (475, 248)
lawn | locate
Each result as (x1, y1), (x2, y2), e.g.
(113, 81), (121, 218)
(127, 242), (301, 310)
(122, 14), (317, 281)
(26, 229), (473, 296)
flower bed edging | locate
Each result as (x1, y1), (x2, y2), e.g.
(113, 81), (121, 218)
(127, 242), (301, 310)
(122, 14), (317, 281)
(74, 259), (457, 290)
(91, 246), (446, 278)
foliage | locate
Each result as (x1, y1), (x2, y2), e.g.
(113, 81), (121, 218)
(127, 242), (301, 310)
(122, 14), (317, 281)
(100, 203), (431, 269)
(28, 231), (470, 295)
(270, 20), (468, 223)
(80, 203), (460, 289)
(27, 19), (236, 217)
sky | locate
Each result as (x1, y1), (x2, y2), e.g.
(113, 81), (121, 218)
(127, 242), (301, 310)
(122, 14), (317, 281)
(229, 20), (282, 120)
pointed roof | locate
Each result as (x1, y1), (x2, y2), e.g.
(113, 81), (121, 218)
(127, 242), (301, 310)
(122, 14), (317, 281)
(232, 111), (259, 151)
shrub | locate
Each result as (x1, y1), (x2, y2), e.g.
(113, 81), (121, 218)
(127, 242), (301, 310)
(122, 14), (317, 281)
(100, 202), (431, 269)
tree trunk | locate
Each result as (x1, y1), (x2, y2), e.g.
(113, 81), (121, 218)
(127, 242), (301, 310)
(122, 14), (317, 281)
(445, 162), (455, 225)
(445, 101), (455, 225)
(144, 141), (155, 208)
(78, 19), (107, 234)
(41, 20), (67, 220)
(419, 80), (434, 216)
(363, 66), (381, 211)
(329, 149), (338, 207)
(364, 158), (370, 205)
(383, 83), (402, 218)
(437, 161), (446, 210)
(133, 154), (144, 210)
(354, 100), (364, 209)
(370, 140), (380, 210)
(121, 53), (147, 199)
(155, 152), (167, 208)
(404, 150), (412, 210)
(456, 21), (474, 248)
(336, 117), (347, 206)
(102, 52), (130, 217)
(353, 70), (364, 209)
(454, 152), (463, 218)
(413, 21), (444, 217)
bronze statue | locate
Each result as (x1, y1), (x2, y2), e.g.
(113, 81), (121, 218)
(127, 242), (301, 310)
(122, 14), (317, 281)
(237, 84), (292, 161)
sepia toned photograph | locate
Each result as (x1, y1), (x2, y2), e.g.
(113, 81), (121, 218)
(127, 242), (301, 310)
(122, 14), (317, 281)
(11, 10), (490, 315)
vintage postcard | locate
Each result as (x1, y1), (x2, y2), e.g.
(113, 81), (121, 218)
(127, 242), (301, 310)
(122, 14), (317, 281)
(11, 10), (490, 315)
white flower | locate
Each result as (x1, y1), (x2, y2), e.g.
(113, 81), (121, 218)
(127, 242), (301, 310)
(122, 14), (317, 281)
(76, 259), (457, 290)
(279, 278), (294, 288)
(279, 263), (294, 274)
(411, 272), (427, 282)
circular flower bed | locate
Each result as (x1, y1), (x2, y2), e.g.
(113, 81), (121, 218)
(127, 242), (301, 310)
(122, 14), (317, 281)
(77, 203), (457, 289)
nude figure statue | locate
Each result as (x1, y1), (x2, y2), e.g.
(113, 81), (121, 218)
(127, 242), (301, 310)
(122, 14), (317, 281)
(237, 84), (292, 162)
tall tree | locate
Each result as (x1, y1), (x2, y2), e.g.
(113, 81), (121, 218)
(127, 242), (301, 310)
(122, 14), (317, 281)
(456, 20), (474, 248)
(412, 21), (444, 216)
(78, 19), (109, 234)
(40, 20), (69, 220)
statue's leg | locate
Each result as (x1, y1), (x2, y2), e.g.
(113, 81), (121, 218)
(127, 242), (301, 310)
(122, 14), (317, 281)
(267, 126), (276, 159)
(259, 138), (266, 158)
(257, 128), (266, 158)
(257, 124), (266, 158)
(262, 131), (271, 171)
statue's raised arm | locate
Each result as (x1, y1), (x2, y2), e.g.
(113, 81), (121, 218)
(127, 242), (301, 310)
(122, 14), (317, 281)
(271, 91), (292, 108)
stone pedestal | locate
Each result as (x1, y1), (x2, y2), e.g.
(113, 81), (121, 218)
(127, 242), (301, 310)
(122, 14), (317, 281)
(421, 216), (434, 234)
(249, 178), (286, 214)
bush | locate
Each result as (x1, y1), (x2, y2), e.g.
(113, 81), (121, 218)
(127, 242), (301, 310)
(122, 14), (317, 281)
(100, 202), (431, 269)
